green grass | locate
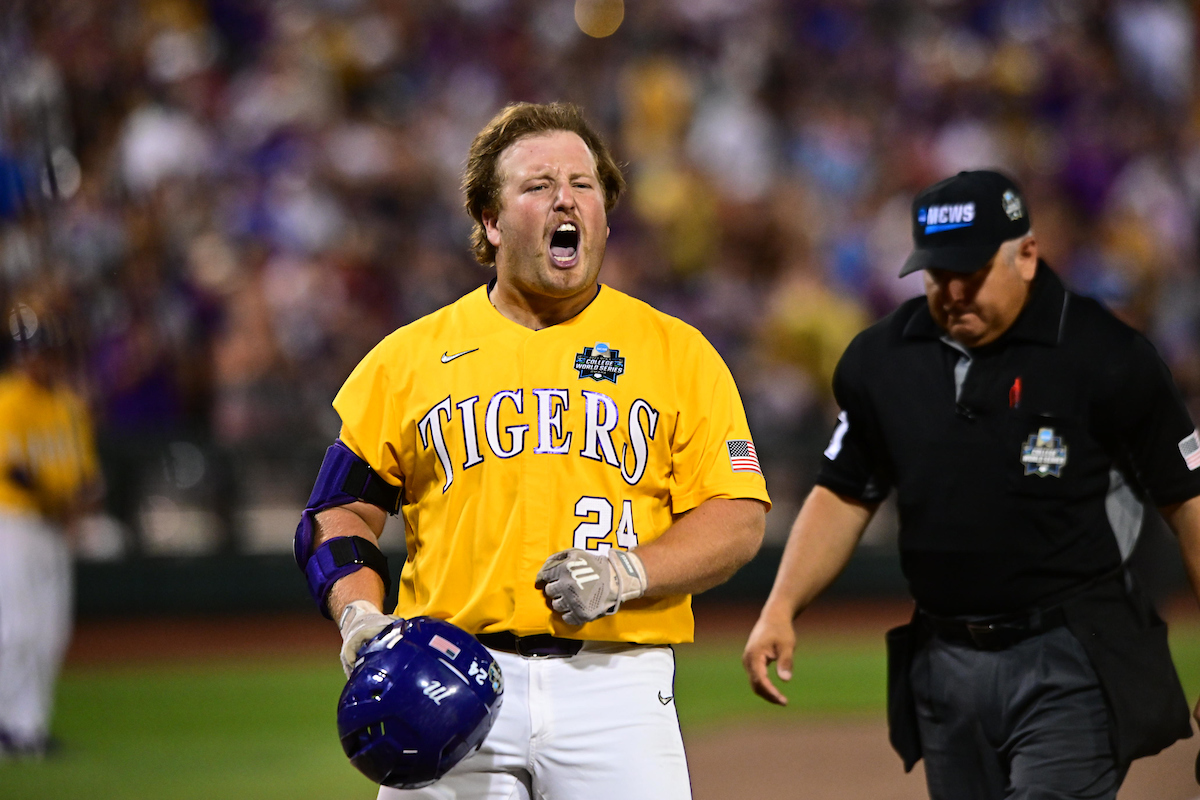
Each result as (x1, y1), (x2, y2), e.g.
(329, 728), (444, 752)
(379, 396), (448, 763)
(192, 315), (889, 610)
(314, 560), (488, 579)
(2, 623), (1198, 799)
(1, 659), (374, 800)
(675, 637), (887, 728)
(1168, 622), (1200, 701)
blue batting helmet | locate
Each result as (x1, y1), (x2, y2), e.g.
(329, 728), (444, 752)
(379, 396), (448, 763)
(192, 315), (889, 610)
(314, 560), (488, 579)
(337, 617), (504, 789)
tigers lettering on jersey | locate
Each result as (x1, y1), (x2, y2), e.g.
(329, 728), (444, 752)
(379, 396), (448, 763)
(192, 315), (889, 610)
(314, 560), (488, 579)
(419, 388), (659, 492)
(331, 284), (771, 644)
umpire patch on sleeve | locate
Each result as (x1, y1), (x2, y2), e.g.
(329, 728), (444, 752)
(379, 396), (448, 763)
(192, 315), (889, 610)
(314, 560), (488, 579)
(1179, 429), (1200, 471)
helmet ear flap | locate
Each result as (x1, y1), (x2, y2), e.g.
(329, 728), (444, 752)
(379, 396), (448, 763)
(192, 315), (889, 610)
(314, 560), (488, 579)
(336, 617), (504, 790)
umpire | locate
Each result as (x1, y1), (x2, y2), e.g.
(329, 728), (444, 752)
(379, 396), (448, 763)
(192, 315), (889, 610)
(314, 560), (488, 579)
(744, 170), (1200, 799)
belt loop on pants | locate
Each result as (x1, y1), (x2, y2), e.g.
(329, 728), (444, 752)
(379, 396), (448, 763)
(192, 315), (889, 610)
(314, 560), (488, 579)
(475, 631), (584, 658)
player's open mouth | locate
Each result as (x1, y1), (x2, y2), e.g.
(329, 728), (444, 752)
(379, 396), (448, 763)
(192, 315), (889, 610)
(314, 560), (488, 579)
(549, 222), (579, 266)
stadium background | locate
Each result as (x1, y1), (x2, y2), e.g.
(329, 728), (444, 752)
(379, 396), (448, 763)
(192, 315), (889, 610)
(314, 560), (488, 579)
(1, 0), (1199, 797)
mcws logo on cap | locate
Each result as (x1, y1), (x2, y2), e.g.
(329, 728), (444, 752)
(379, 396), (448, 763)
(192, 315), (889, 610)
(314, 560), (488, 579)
(918, 202), (976, 234)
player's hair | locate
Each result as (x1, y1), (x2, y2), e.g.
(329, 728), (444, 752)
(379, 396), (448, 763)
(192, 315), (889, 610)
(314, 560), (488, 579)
(463, 102), (625, 266)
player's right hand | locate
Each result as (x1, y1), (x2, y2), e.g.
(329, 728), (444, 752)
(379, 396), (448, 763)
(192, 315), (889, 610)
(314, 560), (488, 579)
(338, 600), (402, 677)
(742, 609), (796, 706)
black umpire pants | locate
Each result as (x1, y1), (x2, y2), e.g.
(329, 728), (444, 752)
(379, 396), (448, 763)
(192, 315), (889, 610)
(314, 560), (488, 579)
(911, 626), (1126, 800)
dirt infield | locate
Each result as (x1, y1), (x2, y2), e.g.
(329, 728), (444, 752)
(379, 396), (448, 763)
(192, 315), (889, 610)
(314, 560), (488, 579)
(64, 596), (915, 665)
(686, 598), (1200, 800)
(67, 611), (343, 665)
(685, 718), (1198, 800)
(67, 598), (1200, 799)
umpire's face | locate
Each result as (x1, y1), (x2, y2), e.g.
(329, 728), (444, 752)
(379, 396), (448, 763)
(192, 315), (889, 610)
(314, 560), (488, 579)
(923, 234), (1039, 348)
(483, 130), (609, 305)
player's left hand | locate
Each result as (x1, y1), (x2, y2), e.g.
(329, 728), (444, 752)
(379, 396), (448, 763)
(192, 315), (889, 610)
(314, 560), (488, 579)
(535, 548), (648, 626)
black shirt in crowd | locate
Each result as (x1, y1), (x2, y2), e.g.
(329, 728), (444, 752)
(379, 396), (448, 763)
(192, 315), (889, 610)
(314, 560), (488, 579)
(816, 262), (1200, 616)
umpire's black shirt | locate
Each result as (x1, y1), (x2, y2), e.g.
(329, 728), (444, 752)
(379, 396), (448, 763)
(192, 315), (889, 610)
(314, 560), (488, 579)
(817, 262), (1200, 616)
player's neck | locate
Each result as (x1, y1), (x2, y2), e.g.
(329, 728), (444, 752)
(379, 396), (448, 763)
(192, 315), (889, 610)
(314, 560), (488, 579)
(488, 282), (599, 331)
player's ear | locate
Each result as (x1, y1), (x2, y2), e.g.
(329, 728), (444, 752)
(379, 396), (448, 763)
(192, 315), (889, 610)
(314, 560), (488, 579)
(483, 208), (501, 248)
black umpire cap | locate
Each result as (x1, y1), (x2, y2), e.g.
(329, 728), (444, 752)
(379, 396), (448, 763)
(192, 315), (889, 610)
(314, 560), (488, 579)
(899, 170), (1031, 277)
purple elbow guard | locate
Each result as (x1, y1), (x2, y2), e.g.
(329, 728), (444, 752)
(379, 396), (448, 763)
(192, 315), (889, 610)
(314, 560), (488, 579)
(293, 440), (402, 568)
(295, 441), (402, 617)
(305, 535), (392, 619)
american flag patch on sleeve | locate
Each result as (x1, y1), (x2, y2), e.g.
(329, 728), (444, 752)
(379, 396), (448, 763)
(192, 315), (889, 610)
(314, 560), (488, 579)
(1179, 429), (1200, 471)
(727, 440), (762, 475)
(429, 634), (461, 660)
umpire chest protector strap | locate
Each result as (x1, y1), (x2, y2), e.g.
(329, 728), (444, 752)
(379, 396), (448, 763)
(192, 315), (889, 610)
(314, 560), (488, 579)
(295, 441), (401, 617)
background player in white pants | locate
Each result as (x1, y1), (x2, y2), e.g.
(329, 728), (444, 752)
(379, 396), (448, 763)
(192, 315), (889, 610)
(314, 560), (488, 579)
(303, 102), (771, 799)
(0, 304), (101, 757)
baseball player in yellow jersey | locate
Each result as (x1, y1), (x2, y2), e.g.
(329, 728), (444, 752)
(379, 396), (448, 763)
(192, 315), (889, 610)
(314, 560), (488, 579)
(0, 305), (101, 757)
(298, 102), (770, 799)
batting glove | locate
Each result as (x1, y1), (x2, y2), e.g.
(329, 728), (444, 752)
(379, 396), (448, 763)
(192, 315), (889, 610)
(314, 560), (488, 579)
(535, 548), (648, 626)
(338, 600), (402, 677)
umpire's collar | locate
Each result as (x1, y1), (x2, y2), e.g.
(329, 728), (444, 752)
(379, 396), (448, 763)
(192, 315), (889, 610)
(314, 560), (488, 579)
(902, 259), (1068, 348)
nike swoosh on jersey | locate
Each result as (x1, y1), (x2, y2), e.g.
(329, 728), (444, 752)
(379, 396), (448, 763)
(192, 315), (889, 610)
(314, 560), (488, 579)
(658, 691), (674, 705)
(440, 349), (479, 363)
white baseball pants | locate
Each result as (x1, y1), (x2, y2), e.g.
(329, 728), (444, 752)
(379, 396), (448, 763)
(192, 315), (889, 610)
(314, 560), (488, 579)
(0, 512), (72, 748)
(378, 642), (691, 800)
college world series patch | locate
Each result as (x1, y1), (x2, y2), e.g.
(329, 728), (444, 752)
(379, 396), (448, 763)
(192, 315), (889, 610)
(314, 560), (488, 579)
(574, 342), (625, 383)
(1020, 427), (1068, 477)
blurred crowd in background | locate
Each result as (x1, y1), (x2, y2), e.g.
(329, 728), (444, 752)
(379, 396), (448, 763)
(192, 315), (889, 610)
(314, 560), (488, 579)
(1, 0), (1198, 559)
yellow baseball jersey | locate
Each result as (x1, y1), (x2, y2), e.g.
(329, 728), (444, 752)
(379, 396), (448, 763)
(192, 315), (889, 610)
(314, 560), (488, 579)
(334, 284), (771, 644)
(0, 371), (99, 518)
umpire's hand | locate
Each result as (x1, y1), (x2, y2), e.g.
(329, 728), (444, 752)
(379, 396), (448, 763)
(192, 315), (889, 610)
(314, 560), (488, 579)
(742, 609), (796, 706)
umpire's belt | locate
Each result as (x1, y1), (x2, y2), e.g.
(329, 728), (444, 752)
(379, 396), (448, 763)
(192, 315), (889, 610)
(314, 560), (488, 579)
(918, 605), (1068, 651)
(476, 631), (583, 659)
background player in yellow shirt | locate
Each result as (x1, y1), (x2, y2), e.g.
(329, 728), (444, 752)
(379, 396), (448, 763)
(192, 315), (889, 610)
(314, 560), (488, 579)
(295, 102), (771, 798)
(0, 304), (101, 757)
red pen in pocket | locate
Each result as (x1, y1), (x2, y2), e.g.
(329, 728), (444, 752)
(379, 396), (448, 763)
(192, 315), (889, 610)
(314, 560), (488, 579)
(1009, 377), (1022, 409)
